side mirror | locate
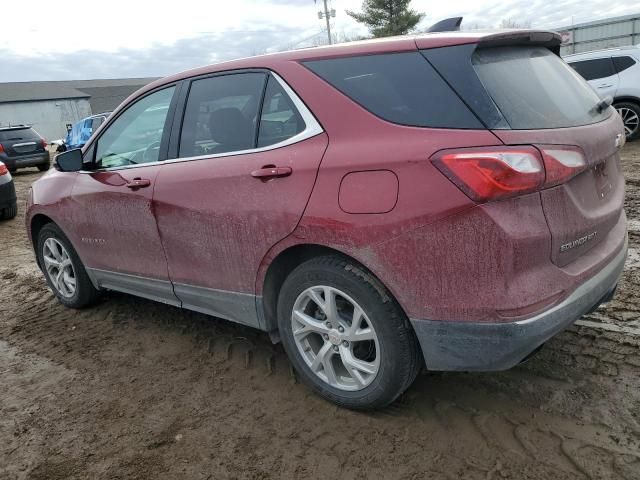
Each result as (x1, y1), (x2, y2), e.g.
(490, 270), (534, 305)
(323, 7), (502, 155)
(55, 148), (84, 172)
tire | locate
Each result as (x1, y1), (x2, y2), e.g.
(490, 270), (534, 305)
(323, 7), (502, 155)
(277, 255), (421, 409)
(36, 223), (100, 308)
(614, 101), (640, 141)
(37, 162), (50, 172)
(0, 203), (17, 220)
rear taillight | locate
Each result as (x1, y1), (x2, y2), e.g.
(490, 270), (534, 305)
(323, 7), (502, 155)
(0, 144), (4, 154)
(539, 146), (587, 188)
(40, 138), (47, 149)
(0, 162), (8, 176)
(432, 145), (587, 203)
(432, 146), (544, 202)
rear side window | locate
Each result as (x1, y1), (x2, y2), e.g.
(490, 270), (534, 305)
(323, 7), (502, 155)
(474, 47), (610, 129)
(179, 73), (266, 157)
(568, 58), (616, 81)
(613, 56), (636, 74)
(0, 128), (39, 142)
(304, 52), (482, 129)
(258, 76), (305, 148)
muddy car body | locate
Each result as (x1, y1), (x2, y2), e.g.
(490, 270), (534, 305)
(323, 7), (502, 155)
(26, 30), (628, 408)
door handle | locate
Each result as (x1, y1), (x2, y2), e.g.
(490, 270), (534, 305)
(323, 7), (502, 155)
(126, 178), (151, 189)
(251, 165), (292, 180)
(597, 84), (613, 88)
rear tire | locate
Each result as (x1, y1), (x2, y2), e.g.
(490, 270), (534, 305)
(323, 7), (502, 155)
(0, 203), (17, 220)
(615, 101), (640, 141)
(36, 223), (100, 308)
(277, 255), (421, 409)
(37, 162), (50, 172)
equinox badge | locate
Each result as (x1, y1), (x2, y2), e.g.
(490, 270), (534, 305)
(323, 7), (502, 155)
(560, 231), (598, 252)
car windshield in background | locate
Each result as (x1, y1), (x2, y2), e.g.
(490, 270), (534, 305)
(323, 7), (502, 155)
(0, 128), (39, 142)
(473, 46), (611, 130)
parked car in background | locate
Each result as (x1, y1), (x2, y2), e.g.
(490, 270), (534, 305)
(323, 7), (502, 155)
(0, 161), (17, 220)
(0, 125), (49, 173)
(27, 30), (627, 409)
(57, 112), (111, 152)
(564, 45), (640, 141)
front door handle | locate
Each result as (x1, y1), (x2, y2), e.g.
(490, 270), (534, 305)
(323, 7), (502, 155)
(126, 178), (151, 189)
(597, 83), (613, 88)
(251, 165), (292, 180)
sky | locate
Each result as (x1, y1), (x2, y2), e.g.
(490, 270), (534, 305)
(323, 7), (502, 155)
(1, 0), (638, 82)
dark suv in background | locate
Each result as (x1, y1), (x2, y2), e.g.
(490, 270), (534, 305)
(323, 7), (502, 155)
(0, 126), (50, 173)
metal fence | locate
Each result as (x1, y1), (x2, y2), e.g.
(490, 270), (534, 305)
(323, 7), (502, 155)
(556, 13), (640, 55)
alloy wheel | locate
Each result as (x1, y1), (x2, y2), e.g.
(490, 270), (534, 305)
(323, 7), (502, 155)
(617, 106), (640, 138)
(291, 285), (380, 391)
(42, 237), (76, 298)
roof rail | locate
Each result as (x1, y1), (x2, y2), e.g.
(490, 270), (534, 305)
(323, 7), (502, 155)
(426, 17), (463, 33)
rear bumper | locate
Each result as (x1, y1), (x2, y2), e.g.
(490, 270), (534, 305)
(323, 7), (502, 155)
(411, 235), (628, 371)
(2, 152), (49, 170)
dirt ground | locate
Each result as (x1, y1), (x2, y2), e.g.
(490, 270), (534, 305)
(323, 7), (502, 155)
(1, 145), (640, 480)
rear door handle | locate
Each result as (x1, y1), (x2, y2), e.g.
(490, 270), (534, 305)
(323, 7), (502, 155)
(251, 166), (292, 180)
(597, 83), (613, 88)
(126, 178), (151, 189)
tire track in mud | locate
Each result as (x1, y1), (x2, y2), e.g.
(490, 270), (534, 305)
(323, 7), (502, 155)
(4, 275), (639, 478)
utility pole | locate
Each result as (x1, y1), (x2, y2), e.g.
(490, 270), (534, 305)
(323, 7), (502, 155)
(317, 0), (336, 45)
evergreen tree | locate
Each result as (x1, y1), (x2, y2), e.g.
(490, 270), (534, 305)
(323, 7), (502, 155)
(347, 0), (425, 38)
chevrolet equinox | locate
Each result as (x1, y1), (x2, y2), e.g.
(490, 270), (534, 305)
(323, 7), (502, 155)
(26, 30), (628, 409)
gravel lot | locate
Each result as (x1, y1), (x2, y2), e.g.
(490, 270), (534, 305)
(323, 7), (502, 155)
(1, 144), (639, 479)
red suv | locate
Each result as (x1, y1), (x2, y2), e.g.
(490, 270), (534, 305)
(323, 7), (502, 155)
(27, 30), (628, 409)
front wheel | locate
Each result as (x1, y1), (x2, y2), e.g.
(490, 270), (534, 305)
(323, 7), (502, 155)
(36, 223), (100, 308)
(277, 256), (421, 409)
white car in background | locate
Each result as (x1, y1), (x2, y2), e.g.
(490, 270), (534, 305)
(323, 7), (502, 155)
(564, 45), (640, 141)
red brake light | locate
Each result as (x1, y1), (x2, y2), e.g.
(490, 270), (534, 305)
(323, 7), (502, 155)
(0, 144), (4, 154)
(0, 163), (8, 176)
(432, 146), (545, 202)
(41, 138), (47, 149)
(540, 146), (587, 188)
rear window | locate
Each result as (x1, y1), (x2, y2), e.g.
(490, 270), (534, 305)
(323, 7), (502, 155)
(0, 127), (39, 142)
(303, 52), (482, 129)
(473, 47), (610, 129)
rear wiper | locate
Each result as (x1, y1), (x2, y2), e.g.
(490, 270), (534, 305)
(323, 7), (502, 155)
(593, 95), (613, 114)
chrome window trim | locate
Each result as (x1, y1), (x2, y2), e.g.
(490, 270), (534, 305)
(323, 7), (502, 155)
(81, 72), (323, 173)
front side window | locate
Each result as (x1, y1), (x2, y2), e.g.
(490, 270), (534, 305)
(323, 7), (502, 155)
(179, 73), (266, 157)
(95, 86), (175, 168)
(568, 58), (616, 81)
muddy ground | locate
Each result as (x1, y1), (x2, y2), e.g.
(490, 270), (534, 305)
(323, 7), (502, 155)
(1, 144), (640, 480)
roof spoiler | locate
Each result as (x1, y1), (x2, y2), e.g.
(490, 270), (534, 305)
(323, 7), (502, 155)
(477, 30), (562, 55)
(426, 17), (463, 33)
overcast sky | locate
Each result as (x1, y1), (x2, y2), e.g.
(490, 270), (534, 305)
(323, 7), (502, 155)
(1, 0), (637, 82)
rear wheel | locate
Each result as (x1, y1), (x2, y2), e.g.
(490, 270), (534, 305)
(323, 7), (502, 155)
(615, 102), (640, 141)
(277, 255), (421, 409)
(36, 223), (100, 308)
(0, 203), (17, 220)
(37, 162), (50, 172)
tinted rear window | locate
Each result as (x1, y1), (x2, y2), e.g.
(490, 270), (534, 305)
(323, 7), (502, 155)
(568, 57), (615, 80)
(304, 52), (482, 129)
(0, 127), (39, 142)
(473, 47), (610, 129)
(613, 56), (636, 74)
